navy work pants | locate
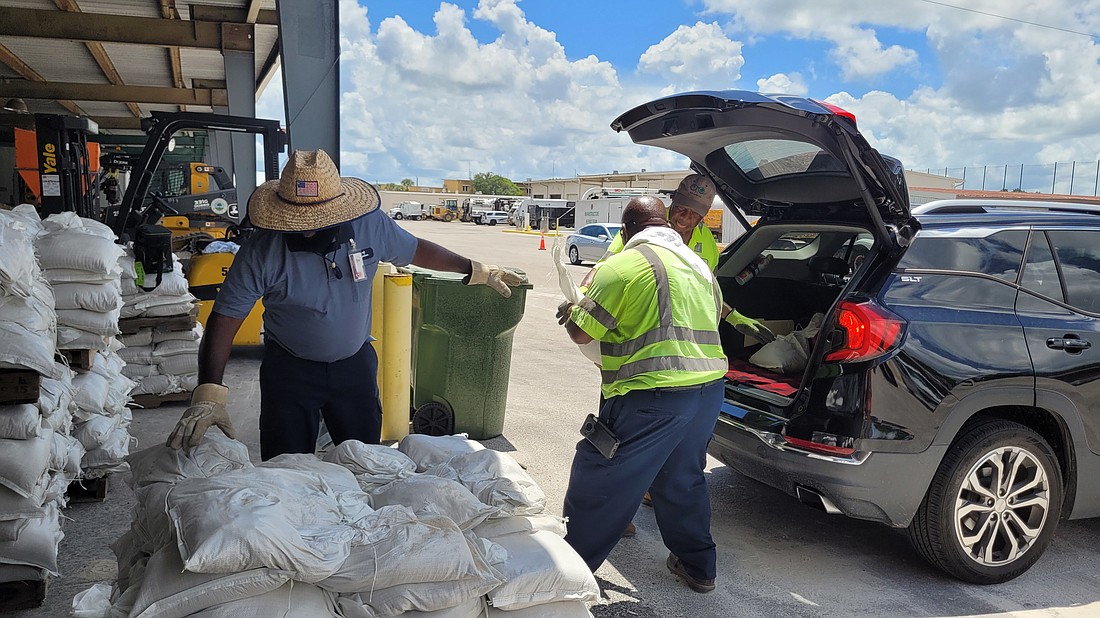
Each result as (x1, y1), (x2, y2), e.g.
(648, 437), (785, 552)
(258, 339), (382, 460)
(563, 380), (723, 580)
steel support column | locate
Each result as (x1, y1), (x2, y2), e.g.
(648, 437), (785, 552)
(209, 106), (235, 192)
(224, 23), (257, 210)
(276, 0), (339, 166)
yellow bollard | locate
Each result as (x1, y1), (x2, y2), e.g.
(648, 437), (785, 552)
(370, 263), (391, 402)
(380, 272), (412, 441)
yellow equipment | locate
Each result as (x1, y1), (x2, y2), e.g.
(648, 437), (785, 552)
(187, 251), (265, 346)
(429, 204), (456, 222)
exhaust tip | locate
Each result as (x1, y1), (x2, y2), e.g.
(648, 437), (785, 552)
(795, 485), (843, 515)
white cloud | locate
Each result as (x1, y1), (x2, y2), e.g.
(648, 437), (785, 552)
(756, 72), (808, 96)
(637, 22), (744, 91)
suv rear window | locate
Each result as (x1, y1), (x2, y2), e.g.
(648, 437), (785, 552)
(724, 139), (847, 181)
(897, 230), (1027, 282)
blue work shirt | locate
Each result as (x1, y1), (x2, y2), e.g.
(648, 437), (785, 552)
(213, 209), (418, 362)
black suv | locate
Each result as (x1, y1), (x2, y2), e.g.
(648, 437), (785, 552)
(612, 91), (1100, 584)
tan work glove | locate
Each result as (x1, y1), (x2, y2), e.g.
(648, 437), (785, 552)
(467, 261), (524, 298)
(723, 304), (777, 344)
(166, 383), (236, 450)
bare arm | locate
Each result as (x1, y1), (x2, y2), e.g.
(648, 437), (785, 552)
(197, 312), (245, 385)
(566, 321), (593, 345)
(411, 238), (473, 275)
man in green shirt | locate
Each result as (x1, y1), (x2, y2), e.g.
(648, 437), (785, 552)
(558, 196), (727, 593)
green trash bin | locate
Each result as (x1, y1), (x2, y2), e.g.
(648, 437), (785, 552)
(402, 266), (532, 439)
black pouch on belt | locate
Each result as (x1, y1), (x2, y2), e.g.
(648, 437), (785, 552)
(580, 413), (620, 460)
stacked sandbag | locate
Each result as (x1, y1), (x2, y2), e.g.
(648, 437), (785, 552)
(81, 434), (594, 618)
(0, 208), (80, 590)
(119, 251), (197, 321)
(71, 348), (135, 480)
(35, 212), (125, 353)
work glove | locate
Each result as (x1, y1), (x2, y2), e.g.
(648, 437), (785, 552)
(166, 383), (236, 450)
(724, 305), (777, 344)
(467, 261), (524, 298)
(557, 301), (575, 326)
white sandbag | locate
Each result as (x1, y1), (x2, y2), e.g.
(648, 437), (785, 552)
(178, 373), (198, 392)
(128, 432), (252, 490)
(553, 241), (604, 365)
(487, 531), (600, 610)
(90, 350), (125, 380)
(0, 503), (62, 574)
(429, 450), (546, 517)
(0, 472), (49, 520)
(749, 312), (824, 375)
(122, 363), (160, 379)
(129, 546), (292, 618)
(52, 281), (123, 313)
(36, 228), (123, 274)
(1, 205), (45, 237)
(42, 212), (115, 238)
(487, 601), (593, 617)
(0, 430), (54, 498)
(73, 371), (111, 416)
(322, 440), (416, 488)
(158, 353), (197, 376)
(37, 366), (75, 416)
(56, 327), (110, 352)
(152, 322), (202, 343)
(119, 328), (154, 347)
(187, 581), (340, 618)
(46, 267), (122, 283)
(0, 219), (39, 298)
(81, 427), (131, 472)
(321, 509), (498, 593)
(257, 454), (362, 494)
(118, 253), (138, 280)
(472, 514), (569, 540)
(167, 467), (367, 582)
(0, 286), (59, 377)
(0, 403), (40, 440)
(398, 434), (486, 472)
(143, 300), (195, 318)
(401, 597), (488, 618)
(56, 307), (121, 336)
(0, 563), (44, 583)
(370, 475), (498, 531)
(119, 345), (159, 365)
(130, 374), (181, 397)
(72, 582), (113, 618)
(153, 339), (199, 357)
(74, 413), (122, 450)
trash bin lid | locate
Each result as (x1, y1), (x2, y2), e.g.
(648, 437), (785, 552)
(399, 265), (532, 288)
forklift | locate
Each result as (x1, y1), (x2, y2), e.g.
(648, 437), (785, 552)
(12, 114), (101, 217)
(108, 111), (286, 345)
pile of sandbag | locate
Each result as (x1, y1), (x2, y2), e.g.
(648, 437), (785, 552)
(34, 213), (125, 353)
(117, 249), (201, 397)
(71, 348), (135, 480)
(76, 433), (598, 618)
(0, 207), (82, 590)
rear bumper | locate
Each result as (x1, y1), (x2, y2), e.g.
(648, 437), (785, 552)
(709, 411), (945, 528)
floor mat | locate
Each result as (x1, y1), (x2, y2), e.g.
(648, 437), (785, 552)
(725, 359), (799, 397)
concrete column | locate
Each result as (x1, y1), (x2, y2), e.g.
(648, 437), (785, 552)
(276, 0), (340, 166)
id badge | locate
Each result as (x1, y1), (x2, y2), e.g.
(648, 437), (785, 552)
(349, 250), (367, 282)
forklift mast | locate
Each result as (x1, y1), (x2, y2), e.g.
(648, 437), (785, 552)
(14, 114), (101, 217)
(108, 111), (286, 241)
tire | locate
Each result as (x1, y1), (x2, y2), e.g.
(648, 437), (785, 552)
(394, 212), (403, 220)
(907, 419), (1063, 584)
(488, 220), (497, 226)
(443, 214), (453, 222)
(568, 245), (581, 265)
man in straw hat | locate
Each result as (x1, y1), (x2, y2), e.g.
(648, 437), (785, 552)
(166, 149), (523, 459)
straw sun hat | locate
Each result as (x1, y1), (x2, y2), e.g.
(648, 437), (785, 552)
(248, 149), (380, 232)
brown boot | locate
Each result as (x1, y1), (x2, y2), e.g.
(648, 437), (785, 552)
(666, 554), (715, 593)
(622, 521), (636, 538)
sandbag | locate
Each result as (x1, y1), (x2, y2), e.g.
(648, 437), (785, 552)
(158, 353), (197, 376)
(52, 281), (123, 313)
(81, 426), (131, 472)
(486, 531), (600, 610)
(153, 339), (200, 357)
(178, 373), (199, 392)
(320, 509), (497, 593)
(130, 374), (180, 397)
(0, 472), (49, 520)
(129, 546), (293, 618)
(257, 454), (363, 494)
(749, 313), (824, 375)
(122, 364), (160, 379)
(119, 345), (159, 365)
(402, 597), (488, 618)
(0, 503), (62, 574)
(187, 581), (340, 618)
(71, 582), (113, 618)
(472, 514), (569, 540)
(167, 467), (369, 582)
(152, 322), (202, 343)
(370, 475), (498, 531)
(429, 450), (546, 517)
(486, 601), (593, 617)
(0, 404), (40, 440)
(143, 301), (195, 318)
(0, 563), (44, 583)
(0, 430), (54, 498)
(46, 268), (121, 284)
(36, 228), (123, 274)
(74, 413), (121, 450)
(0, 285), (59, 377)
(128, 432), (252, 489)
(119, 328), (154, 348)
(56, 327), (109, 352)
(56, 307), (122, 336)
(0, 219), (39, 298)
(398, 434), (486, 472)
(322, 440), (416, 489)
(73, 371), (111, 417)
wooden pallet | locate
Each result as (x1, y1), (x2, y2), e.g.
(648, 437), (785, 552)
(119, 307), (199, 335)
(0, 576), (47, 611)
(58, 348), (95, 370)
(0, 369), (40, 405)
(66, 475), (109, 504)
(130, 391), (191, 409)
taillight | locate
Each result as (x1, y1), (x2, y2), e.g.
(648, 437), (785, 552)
(813, 99), (857, 125)
(824, 300), (904, 363)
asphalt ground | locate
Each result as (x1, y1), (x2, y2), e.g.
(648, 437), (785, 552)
(19, 220), (1100, 618)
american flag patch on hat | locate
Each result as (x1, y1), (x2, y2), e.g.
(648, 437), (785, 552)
(296, 180), (319, 197)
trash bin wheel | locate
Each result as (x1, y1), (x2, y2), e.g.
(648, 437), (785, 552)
(412, 402), (455, 436)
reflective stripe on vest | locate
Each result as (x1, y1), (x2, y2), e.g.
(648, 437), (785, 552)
(599, 244), (726, 386)
(578, 296), (617, 331)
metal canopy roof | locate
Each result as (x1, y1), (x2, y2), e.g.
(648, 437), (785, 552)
(0, 0), (280, 134)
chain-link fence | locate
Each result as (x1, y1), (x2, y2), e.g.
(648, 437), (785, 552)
(918, 161), (1100, 197)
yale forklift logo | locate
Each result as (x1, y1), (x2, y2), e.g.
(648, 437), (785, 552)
(40, 143), (58, 174)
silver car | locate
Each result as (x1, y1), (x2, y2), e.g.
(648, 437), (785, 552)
(567, 224), (622, 265)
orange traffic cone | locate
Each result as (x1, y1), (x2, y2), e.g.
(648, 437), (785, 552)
(538, 232), (546, 251)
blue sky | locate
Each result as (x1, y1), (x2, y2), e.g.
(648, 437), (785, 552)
(256, 0), (1100, 190)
